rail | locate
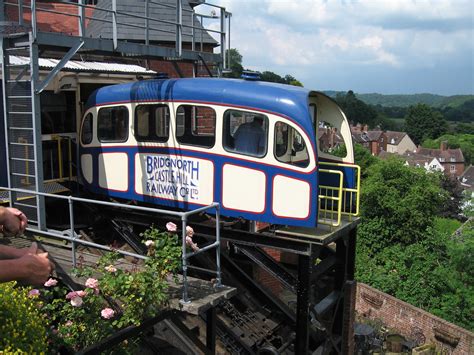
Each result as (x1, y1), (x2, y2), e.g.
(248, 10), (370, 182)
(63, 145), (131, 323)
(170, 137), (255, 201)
(5, 0), (232, 70)
(318, 162), (361, 227)
(0, 186), (222, 304)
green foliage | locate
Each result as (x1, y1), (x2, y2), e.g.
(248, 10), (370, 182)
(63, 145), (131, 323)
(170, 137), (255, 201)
(0, 282), (48, 353)
(260, 71), (303, 86)
(224, 48), (243, 78)
(22, 224), (183, 352)
(404, 103), (448, 145)
(353, 93), (473, 108)
(422, 133), (474, 165)
(335, 90), (381, 128)
(433, 217), (462, 236)
(360, 157), (445, 247)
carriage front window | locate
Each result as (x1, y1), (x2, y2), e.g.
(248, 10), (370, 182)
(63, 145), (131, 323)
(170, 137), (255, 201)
(176, 105), (215, 148)
(135, 104), (169, 142)
(223, 110), (268, 158)
(274, 122), (309, 168)
(97, 106), (129, 143)
(81, 113), (93, 145)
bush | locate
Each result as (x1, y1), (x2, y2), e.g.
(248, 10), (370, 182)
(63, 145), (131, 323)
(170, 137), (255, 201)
(0, 282), (49, 353)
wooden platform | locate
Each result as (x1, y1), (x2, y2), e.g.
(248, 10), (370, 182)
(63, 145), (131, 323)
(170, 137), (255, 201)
(0, 180), (73, 204)
(1, 233), (236, 316)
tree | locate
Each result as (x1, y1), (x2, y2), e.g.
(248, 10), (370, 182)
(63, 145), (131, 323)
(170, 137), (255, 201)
(224, 48), (243, 78)
(335, 90), (380, 128)
(360, 157), (446, 249)
(404, 103), (448, 145)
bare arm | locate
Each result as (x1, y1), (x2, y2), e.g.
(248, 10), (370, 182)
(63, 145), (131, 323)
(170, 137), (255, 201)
(0, 252), (54, 285)
(0, 207), (28, 236)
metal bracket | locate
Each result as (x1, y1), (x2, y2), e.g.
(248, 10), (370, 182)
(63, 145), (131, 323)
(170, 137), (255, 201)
(35, 39), (84, 94)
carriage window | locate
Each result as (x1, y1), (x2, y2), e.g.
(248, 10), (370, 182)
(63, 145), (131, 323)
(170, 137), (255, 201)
(135, 104), (169, 142)
(318, 120), (346, 157)
(223, 110), (268, 157)
(176, 105), (215, 148)
(274, 122), (309, 168)
(97, 106), (129, 143)
(81, 113), (93, 145)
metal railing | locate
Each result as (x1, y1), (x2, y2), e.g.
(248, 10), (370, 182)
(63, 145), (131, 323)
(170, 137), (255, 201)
(318, 162), (361, 227)
(5, 0), (232, 70)
(0, 186), (222, 304)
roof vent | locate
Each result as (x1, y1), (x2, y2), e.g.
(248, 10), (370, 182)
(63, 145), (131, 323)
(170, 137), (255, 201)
(155, 72), (169, 79)
(241, 71), (261, 81)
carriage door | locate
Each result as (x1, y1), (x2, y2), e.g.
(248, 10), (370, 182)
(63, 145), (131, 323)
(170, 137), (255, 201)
(272, 121), (313, 221)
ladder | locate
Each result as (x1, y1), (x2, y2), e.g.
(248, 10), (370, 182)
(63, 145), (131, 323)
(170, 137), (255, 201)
(1, 33), (46, 229)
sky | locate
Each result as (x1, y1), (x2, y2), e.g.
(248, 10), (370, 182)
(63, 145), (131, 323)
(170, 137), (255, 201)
(203, 0), (474, 96)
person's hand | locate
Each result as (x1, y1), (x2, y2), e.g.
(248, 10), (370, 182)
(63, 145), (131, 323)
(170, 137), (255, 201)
(1, 207), (28, 236)
(17, 251), (55, 286)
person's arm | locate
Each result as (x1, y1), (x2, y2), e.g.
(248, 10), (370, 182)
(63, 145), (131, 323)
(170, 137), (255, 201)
(0, 252), (54, 285)
(0, 242), (40, 260)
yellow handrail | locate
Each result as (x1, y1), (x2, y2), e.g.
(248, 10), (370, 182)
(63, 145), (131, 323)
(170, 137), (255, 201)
(318, 162), (361, 227)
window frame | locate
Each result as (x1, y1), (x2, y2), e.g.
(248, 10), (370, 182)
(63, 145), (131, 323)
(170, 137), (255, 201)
(97, 105), (129, 143)
(175, 104), (216, 149)
(222, 109), (269, 158)
(134, 103), (170, 143)
(273, 120), (310, 168)
(81, 112), (93, 145)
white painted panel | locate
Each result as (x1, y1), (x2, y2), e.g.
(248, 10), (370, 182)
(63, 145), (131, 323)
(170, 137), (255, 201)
(222, 165), (266, 213)
(134, 153), (214, 205)
(98, 153), (128, 191)
(81, 154), (93, 184)
(273, 175), (310, 218)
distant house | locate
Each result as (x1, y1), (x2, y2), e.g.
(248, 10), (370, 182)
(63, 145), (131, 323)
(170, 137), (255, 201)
(460, 165), (474, 195)
(351, 125), (386, 155)
(416, 142), (465, 177)
(379, 151), (444, 173)
(318, 127), (345, 152)
(385, 131), (417, 155)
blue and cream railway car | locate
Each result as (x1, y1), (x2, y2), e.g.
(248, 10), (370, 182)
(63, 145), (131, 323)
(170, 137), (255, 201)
(79, 78), (360, 228)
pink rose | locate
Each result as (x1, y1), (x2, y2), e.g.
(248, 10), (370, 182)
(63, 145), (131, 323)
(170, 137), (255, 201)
(65, 320), (73, 327)
(76, 290), (87, 297)
(28, 289), (40, 297)
(85, 278), (99, 289)
(70, 296), (83, 307)
(186, 226), (194, 238)
(144, 240), (155, 247)
(101, 307), (115, 319)
(105, 265), (117, 272)
(44, 278), (58, 287)
(166, 222), (177, 232)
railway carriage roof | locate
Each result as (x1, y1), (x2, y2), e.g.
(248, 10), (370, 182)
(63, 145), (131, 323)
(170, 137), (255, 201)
(86, 78), (317, 135)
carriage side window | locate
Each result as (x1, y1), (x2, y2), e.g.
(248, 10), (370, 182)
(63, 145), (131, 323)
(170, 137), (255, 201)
(274, 121), (309, 168)
(97, 106), (129, 143)
(223, 110), (268, 158)
(135, 104), (170, 142)
(176, 105), (215, 148)
(81, 113), (93, 145)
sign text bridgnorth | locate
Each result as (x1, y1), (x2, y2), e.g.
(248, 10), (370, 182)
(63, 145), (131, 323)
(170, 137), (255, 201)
(145, 156), (200, 200)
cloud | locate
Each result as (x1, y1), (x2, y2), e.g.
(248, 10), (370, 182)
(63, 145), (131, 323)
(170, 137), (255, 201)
(206, 0), (474, 94)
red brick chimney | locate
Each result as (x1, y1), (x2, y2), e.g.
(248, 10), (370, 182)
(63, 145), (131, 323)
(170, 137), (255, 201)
(440, 141), (448, 151)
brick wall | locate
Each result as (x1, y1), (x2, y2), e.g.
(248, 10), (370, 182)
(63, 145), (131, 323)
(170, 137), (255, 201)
(356, 283), (474, 354)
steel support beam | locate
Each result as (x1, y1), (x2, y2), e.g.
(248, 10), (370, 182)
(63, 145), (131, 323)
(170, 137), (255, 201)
(206, 307), (216, 354)
(295, 253), (313, 354)
(36, 39), (84, 94)
(30, 34), (46, 229)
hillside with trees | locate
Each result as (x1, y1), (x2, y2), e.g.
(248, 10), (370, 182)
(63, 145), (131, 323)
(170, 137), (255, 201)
(354, 154), (473, 331)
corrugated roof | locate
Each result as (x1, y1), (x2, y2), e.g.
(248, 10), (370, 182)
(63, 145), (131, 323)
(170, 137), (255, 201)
(9, 56), (156, 75)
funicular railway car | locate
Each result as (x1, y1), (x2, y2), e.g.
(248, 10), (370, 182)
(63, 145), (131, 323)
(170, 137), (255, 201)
(79, 78), (360, 228)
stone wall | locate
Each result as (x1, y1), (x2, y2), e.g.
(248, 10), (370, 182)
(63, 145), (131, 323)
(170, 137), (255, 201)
(356, 283), (474, 354)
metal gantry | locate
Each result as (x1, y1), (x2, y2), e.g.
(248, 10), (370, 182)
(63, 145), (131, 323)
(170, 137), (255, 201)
(0, 0), (232, 228)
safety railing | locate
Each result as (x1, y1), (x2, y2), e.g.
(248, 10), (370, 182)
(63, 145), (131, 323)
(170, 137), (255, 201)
(42, 135), (75, 183)
(0, 186), (222, 304)
(4, 0), (232, 70)
(318, 162), (361, 227)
